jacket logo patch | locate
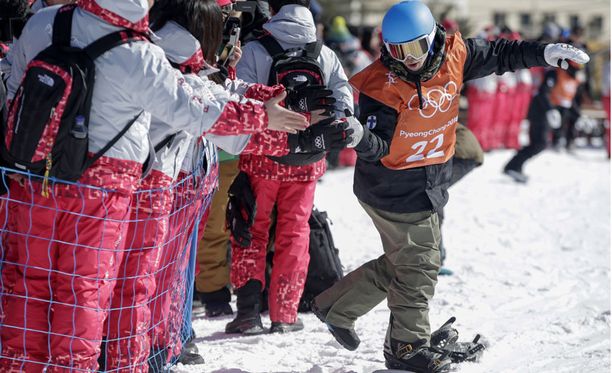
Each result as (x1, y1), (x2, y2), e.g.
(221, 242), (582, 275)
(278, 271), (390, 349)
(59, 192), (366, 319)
(314, 134), (324, 149)
(366, 115), (377, 129)
(407, 81), (458, 119)
(38, 74), (55, 87)
(386, 72), (397, 87)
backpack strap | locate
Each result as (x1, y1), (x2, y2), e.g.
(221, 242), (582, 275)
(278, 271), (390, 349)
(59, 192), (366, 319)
(85, 30), (148, 61)
(85, 111), (143, 169)
(258, 34), (286, 59)
(52, 4), (77, 47)
(154, 133), (177, 153)
(304, 39), (323, 60)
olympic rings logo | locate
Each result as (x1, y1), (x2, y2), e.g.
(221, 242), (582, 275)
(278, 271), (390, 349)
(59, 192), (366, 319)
(407, 81), (459, 119)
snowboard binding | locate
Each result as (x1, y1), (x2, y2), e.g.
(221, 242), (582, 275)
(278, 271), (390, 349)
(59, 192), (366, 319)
(430, 317), (487, 364)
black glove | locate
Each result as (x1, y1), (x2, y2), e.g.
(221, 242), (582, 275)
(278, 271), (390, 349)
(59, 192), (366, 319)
(226, 172), (256, 248)
(285, 83), (337, 115)
(288, 117), (354, 153)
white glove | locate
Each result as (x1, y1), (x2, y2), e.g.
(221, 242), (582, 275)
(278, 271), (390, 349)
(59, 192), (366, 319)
(544, 43), (590, 70)
(345, 116), (364, 148)
(546, 109), (562, 129)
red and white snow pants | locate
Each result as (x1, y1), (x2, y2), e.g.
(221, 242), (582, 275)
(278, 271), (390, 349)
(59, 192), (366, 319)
(230, 176), (316, 323)
(104, 170), (174, 373)
(0, 180), (131, 372)
(505, 84), (532, 150)
(466, 86), (496, 151)
(149, 167), (215, 357)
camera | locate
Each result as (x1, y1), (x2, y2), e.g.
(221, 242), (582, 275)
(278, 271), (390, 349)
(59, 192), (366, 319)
(0, 17), (28, 42)
(0, 0), (30, 42)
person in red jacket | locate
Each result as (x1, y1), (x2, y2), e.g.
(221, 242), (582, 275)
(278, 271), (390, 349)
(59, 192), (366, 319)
(227, 0), (355, 335)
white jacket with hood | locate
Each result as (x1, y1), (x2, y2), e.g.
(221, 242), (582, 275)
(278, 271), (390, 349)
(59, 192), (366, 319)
(237, 4), (353, 116)
(7, 0), (269, 191)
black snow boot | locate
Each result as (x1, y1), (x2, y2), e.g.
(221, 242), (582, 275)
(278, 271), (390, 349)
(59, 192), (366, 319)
(503, 167), (528, 183)
(312, 301), (360, 351)
(147, 347), (168, 373)
(225, 280), (266, 335)
(198, 287), (234, 317)
(384, 338), (452, 373)
(270, 318), (304, 334)
(97, 338), (108, 372)
(177, 341), (205, 365)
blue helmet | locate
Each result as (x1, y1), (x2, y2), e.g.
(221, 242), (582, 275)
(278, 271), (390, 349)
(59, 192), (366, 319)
(382, 1), (436, 44)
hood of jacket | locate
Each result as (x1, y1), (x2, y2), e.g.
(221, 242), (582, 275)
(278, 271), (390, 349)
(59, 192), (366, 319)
(154, 21), (206, 74)
(263, 4), (316, 45)
(77, 0), (149, 33)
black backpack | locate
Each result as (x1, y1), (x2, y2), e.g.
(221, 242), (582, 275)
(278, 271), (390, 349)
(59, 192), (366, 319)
(261, 206), (344, 312)
(258, 34), (328, 166)
(299, 207), (344, 310)
(1, 5), (146, 183)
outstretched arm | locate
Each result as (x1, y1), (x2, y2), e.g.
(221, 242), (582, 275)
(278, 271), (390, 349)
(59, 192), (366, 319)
(462, 38), (548, 82)
(463, 38), (589, 82)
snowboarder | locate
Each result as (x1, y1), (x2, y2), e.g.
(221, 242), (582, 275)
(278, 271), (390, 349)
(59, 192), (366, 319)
(311, 1), (589, 372)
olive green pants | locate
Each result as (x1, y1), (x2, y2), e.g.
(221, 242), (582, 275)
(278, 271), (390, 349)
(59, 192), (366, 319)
(315, 201), (441, 344)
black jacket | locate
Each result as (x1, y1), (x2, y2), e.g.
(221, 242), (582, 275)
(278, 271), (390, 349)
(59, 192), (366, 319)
(353, 38), (548, 213)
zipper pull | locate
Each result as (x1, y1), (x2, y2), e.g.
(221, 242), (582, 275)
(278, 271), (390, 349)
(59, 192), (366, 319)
(41, 154), (52, 198)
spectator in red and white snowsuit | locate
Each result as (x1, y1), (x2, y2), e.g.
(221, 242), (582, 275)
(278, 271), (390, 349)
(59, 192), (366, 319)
(505, 68), (533, 149)
(503, 33), (534, 150)
(143, 9), (310, 365)
(0, 0), (307, 370)
(466, 74), (497, 151)
(491, 71), (517, 149)
(228, 0), (354, 334)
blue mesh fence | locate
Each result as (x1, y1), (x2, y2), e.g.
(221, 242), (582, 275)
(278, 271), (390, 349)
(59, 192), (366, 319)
(0, 155), (217, 373)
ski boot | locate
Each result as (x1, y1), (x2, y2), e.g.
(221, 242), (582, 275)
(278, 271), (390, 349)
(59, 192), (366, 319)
(384, 338), (452, 373)
(225, 280), (266, 335)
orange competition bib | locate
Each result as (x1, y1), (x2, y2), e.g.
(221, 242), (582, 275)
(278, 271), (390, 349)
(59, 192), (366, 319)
(351, 34), (467, 170)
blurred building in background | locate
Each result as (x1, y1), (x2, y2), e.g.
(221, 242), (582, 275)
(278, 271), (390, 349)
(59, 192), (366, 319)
(318, 0), (609, 42)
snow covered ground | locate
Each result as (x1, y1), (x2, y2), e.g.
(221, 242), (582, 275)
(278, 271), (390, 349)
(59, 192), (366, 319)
(187, 147), (610, 373)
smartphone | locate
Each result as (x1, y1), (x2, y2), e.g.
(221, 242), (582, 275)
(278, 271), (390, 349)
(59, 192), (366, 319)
(220, 26), (241, 67)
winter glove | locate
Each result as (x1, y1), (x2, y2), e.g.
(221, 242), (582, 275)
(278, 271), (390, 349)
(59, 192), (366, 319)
(546, 109), (562, 129)
(226, 172), (256, 248)
(344, 116), (365, 148)
(285, 83), (337, 115)
(288, 117), (353, 153)
(544, 43), (590, 70)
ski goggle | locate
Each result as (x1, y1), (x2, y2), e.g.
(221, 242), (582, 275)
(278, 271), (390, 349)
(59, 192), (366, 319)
(384, 28), (436, 62)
